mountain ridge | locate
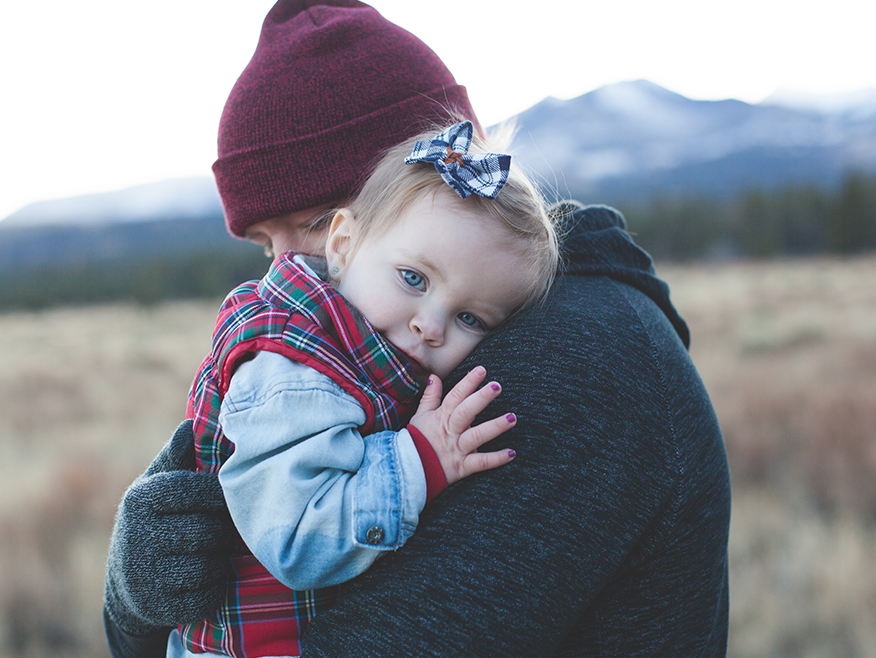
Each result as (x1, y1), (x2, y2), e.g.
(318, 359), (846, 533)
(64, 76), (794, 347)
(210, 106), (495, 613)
(3, 80), (875, 229)
(510, 80), (876, 202)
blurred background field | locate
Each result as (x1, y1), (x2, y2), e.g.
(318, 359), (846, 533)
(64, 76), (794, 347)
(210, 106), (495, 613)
(0, 256), (874, 657)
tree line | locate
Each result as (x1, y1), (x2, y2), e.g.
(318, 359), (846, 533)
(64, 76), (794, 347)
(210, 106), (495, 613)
(0, 248), (268, 311)
(618, 171), (876, 261)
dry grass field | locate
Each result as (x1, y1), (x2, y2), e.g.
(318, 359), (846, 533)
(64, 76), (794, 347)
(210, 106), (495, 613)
(1, 256), (875, 658)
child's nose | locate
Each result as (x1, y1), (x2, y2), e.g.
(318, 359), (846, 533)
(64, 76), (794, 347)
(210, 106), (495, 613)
(411, 314), (444, 346)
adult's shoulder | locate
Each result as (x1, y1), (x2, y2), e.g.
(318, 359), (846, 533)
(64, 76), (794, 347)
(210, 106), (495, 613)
(470, 252), (719, 483)
(548, 200), (691, 347)
(486, 272), (686, 402)
(486, 195), (689, 380)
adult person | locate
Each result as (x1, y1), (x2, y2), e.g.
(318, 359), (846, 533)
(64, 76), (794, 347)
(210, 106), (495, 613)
(104, 1), (731, 657)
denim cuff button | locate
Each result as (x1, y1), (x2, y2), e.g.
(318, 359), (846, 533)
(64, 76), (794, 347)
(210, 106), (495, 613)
(366, 526), (385, 545)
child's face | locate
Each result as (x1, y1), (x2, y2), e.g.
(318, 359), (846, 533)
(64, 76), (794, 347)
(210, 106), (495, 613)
(327, 191), (533, 380)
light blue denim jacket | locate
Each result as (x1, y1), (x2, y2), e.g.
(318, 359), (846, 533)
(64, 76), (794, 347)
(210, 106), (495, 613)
(217, 350), (428, 591)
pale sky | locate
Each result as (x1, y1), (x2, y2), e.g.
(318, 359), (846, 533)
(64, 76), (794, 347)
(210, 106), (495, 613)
(1, 0), (874, 221)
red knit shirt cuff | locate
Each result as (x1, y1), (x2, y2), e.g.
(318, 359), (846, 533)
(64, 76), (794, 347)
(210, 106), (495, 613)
(407, 425), (448, 504)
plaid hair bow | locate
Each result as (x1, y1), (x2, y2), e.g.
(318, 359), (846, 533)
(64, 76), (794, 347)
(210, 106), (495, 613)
(404, 121), (511, 199)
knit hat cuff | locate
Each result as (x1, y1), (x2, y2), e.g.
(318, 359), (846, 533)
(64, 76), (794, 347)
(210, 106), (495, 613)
(214, 84), (476, 237)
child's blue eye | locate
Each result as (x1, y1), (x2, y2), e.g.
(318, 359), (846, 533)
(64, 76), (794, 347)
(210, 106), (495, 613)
(458, 312), (482, 329)
(401, 269), (426, 291)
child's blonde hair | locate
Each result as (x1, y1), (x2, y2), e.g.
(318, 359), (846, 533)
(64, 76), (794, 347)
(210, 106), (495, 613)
(345, 122), (559, 310)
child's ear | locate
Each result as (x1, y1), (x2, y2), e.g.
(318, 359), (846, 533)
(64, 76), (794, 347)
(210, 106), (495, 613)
(325, 208), (356, 278)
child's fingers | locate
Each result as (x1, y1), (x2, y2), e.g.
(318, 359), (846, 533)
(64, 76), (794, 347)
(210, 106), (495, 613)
(461, 447), (517, 477)
(459, 412), (517, 454)
(447, 378), (504, 433)
(440, 366), (488, 413)
(414, 375), (443, 414)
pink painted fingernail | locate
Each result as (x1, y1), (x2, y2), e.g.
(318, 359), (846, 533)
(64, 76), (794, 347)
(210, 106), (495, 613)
(491, 382), (501, 391)
(508, 449), (516, 459)
(427, 377), (433, 385)
(505, 413), (516, 423)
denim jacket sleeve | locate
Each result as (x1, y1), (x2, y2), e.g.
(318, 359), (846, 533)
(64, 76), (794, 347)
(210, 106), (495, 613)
(217, 351), (427, 590)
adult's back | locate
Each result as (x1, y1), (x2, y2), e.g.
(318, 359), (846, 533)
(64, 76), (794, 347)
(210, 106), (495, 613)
(301, 202), (730, 656)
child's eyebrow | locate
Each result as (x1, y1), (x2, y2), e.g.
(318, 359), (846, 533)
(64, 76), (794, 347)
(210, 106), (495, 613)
(398, 250), (442, 280)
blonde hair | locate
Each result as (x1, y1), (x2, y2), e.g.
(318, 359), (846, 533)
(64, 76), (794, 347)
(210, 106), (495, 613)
(345, 122), (559, 309)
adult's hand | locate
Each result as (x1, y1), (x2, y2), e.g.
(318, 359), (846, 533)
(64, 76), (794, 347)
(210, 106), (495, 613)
(104, 420), (234, 639)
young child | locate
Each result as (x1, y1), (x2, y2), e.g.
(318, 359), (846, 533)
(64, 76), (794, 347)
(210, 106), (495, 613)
(170, 121), (558, 658)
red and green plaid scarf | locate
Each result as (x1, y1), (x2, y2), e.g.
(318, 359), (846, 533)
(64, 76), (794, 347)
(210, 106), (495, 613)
(181, 253), (423, 657)
(187, 252), (423, 473)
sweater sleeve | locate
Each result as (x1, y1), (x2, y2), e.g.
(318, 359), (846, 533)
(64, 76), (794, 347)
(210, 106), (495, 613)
(218, 351), (428, 590)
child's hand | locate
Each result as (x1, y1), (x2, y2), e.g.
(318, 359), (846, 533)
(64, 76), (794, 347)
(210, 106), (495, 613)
(409, 366), (517, 486)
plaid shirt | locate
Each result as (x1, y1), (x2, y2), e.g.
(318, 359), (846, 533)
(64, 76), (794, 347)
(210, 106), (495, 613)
(181, 253), (422, 657)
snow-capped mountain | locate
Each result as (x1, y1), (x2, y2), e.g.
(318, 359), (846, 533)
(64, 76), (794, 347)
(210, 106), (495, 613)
(2, 80), (874, 241)
(2, 177), (223, 228)
(0, 178), (231, 273)
(510, 80), (876, 202)
(761, 87), (876, 118)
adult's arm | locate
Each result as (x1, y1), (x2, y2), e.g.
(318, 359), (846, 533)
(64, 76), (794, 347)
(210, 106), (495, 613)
(300, 272), (730, 656)
(103, 421), (234, 658)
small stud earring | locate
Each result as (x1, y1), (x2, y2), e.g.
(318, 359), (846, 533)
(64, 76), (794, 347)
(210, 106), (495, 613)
(331, 266), (339, 276)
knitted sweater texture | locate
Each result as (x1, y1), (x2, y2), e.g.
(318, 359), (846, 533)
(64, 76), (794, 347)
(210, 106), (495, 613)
(299, 203), (730, 657)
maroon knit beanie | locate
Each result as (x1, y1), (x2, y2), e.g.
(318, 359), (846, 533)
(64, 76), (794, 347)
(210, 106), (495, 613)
(213, 0), (480, 237)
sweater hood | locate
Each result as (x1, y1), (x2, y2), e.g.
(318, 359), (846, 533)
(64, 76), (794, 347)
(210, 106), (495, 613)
(554, 201), (690, 349)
